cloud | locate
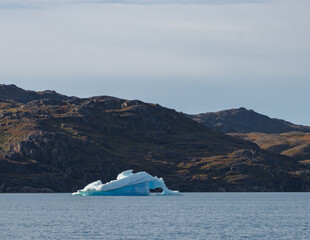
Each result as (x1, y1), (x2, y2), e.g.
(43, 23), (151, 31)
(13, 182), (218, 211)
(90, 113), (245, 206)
(0, 0), (309, 124)
(0, 0), (271, 9)
(0, 0), (309, 82)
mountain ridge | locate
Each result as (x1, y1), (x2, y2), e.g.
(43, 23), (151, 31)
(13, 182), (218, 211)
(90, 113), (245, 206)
(0, 85), (310, 192)
(0, 84), (73, 103)
(189, 107), (310, 134)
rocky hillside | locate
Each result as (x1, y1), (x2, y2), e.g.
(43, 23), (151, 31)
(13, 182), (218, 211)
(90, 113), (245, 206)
(1, 86), (310, 192)
(189, 107), (310, 134)
(189, 107), (310, 173)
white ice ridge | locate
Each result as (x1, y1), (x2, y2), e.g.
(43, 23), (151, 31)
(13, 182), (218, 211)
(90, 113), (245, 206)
(72, 170), (180, 196)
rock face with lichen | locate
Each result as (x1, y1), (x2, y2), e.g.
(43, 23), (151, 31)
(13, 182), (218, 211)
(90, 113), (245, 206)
(0, 85), (310, 192)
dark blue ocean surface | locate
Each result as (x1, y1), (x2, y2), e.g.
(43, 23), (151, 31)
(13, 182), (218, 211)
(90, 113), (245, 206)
(0, 193), (309, 239)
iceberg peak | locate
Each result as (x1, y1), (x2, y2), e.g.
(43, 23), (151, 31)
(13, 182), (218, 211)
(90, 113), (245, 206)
(73, 170), (180, 196)
(116, 170), (133, 180)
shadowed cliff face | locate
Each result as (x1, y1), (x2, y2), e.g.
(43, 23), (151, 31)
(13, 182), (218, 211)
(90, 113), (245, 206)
(189, 107), (310, 134)
(0, 86), (310, 192)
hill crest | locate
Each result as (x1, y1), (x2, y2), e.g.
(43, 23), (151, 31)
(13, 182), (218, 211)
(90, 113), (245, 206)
(0, 84), (73, 103)
(189, 107), (310, 134)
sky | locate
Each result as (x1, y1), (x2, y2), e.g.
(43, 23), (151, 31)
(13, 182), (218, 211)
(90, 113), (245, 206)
(0, 0), (309, 125)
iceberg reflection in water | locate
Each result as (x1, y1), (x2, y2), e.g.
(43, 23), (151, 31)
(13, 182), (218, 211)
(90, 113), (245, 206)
(72, 170), (180, 196)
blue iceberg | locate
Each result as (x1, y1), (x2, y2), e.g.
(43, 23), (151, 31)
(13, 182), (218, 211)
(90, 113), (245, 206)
(72, 170), (180, 196)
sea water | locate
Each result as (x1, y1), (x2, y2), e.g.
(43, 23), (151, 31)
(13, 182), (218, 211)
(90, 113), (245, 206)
(0, 193), (309, 239)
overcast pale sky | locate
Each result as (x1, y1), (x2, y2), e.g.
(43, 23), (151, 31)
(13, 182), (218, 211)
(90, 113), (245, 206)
(0, 0), (309, 125)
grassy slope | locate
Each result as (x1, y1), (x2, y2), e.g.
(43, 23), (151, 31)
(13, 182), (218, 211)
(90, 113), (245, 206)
(230, 132), (310, 162)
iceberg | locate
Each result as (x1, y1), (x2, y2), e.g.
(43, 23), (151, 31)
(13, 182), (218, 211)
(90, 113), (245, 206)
(72, 170), (180, 196)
